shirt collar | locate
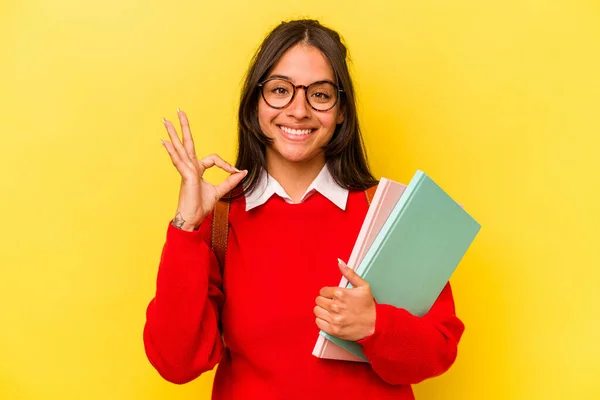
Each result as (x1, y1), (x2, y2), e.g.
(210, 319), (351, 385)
(245, 164), (349, 211)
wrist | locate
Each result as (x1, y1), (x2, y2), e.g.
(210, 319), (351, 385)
(365, 301), (377, 336)
(172, 212), (201, 231)
(172, 221), (198, 232)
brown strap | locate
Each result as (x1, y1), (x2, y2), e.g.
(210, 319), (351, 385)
(211, 199), (230, 269)
(364, 184), (378, 206)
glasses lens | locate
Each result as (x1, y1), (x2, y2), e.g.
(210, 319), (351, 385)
(307, 82), (338, 111)
(262, 79), (294, 108)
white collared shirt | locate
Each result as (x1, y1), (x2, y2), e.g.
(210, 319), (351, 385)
(245, 164), (349, 211)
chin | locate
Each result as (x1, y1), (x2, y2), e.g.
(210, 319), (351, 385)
(279, 151), (313, 163)
(269, 146), (320, 165)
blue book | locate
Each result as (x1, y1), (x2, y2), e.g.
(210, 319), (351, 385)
(319, 170), (481, 361)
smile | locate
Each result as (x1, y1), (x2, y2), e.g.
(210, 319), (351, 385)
(278, 125), (315, 136)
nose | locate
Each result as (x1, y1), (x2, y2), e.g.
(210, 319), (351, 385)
(285, 87), (311, 120)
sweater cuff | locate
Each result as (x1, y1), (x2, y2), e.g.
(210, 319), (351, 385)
(166, 219), (205, 243)
(356, 303), (413, 348)
(158, 219), (213, 291)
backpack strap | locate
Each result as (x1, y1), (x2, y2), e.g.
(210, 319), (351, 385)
(364, 184), (378, 206)
(211, 199), (230, 270)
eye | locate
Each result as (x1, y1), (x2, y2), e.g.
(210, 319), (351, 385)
(311, 91), (331, 99)
(308, 82), (336, 104)
(271, 86), (290, 95)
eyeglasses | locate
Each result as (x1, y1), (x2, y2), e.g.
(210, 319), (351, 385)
(257, 78), (343, 112)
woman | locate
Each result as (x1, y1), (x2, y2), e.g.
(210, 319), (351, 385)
(144, 19), (464, 399)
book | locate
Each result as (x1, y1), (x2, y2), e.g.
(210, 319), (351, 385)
(317, 170), (481, 361)
(312, 178), (407, 362)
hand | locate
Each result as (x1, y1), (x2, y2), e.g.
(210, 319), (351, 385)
(161, 109), (247, 231)
(314, 259), (376, 341)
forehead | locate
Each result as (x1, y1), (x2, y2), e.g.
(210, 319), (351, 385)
(268, 43), (335, 84)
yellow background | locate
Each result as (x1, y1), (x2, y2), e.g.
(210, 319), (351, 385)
(1, 0), (599, 398)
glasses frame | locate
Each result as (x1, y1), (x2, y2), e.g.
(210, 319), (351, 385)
(257, 78), (344, 112)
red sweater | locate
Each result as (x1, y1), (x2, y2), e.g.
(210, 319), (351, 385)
(143, 190), (465, 399)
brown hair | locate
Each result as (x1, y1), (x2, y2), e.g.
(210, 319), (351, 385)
(235, 19), (378, 195)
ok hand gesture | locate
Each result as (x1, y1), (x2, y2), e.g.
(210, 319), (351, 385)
(161, 109), (247, 231)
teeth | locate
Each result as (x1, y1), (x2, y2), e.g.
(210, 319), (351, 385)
(280, 126), (312, 135)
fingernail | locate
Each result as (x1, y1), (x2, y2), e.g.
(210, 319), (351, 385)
(338, 258), (348, 269)
(234, 167), (241, 172)
(162, 118), (167, 124)
(177, 108), (181, 113)
(160, 139), (166, 146)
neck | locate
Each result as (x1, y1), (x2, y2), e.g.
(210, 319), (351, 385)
(266, 152), (326, 203)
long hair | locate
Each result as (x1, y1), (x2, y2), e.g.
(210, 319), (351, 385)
(234, 19), (378, 196)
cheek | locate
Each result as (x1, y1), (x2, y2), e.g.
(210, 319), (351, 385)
(316, 112), (340, 135)
(257, 100), (277, 133)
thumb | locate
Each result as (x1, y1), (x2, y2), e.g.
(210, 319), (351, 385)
(215, 170), (248, 198)
(338, 258), (367, 288)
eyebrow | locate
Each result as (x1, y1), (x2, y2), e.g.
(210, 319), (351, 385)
(268, 74), (292, 80)
(266, 74), (336, 85)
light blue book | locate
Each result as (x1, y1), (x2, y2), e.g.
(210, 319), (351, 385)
(319, 170), (481, 361)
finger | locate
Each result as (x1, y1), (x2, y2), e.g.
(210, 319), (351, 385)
(313, 305), (332, 323)
(315, 317), (333, 334)
(163, 118), (190, 164)
(177, 109), (198, 162)
(198, 154), (240, 176)
(319, 286), (343, 300)
(214, 170), (248, 198)
(315, 295), (336, 312)
(160, 139), (194, 177)
(338, 258), (368, 288)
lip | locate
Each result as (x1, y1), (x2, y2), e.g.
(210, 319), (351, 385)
(276, 125), (316, 142)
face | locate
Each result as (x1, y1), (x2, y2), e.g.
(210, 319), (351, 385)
(258, 43), (344, 170)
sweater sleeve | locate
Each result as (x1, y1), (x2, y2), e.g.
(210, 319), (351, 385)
(356, 282), (465, 385)
(143, 214), (225, 384)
